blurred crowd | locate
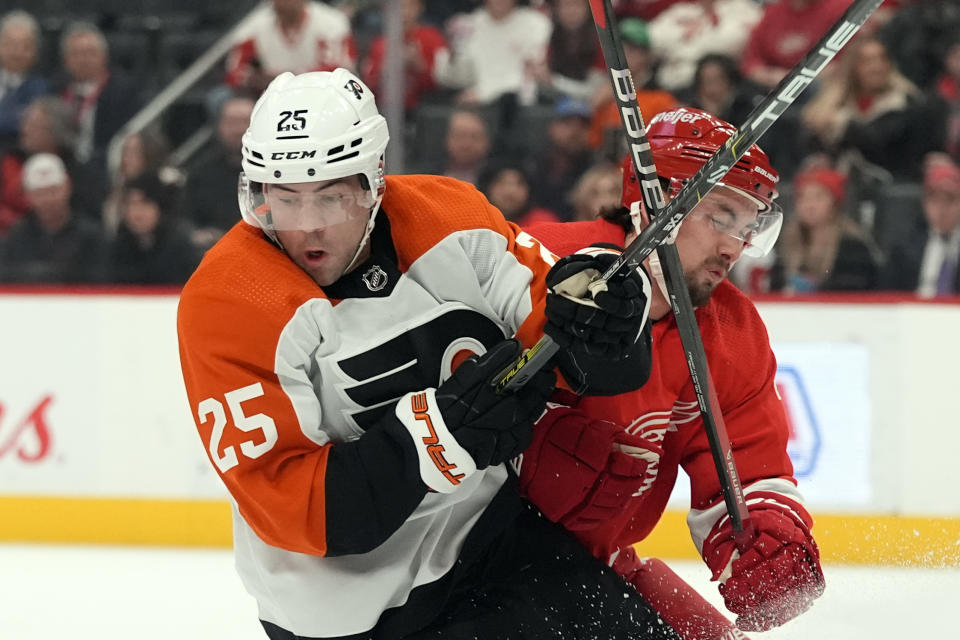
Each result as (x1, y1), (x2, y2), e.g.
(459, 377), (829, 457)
(1, 0), (959, 297)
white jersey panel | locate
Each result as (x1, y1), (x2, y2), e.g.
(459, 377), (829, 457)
(405, 229), (536, 336)
(234, 226), (540, 637)
(235, 466), (508, 636)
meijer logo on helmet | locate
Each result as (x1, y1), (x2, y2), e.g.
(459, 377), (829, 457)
(650, 110), (709, 126)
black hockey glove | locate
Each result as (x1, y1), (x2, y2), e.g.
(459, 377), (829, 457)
(393, 338), (555, 493)
(545, 245), (653, 395)
(437, 338), (555, 467)
(323, 341), (554, 554)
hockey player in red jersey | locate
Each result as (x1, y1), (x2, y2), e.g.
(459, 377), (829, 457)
(519, 107), (825, 634)
(178, 69), (670, 640)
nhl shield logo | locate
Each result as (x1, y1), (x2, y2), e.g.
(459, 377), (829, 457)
(362, 265), (388, 292)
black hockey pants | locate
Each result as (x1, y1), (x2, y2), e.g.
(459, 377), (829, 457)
(262, 504), (682, 640)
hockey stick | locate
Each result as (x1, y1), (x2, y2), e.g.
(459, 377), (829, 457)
(586, 0), (753, 541)
(629, 557), (752, 640)
(497, 0), (881, 394)
(497, 0), (881, 539)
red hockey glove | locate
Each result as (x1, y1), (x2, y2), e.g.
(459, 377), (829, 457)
(517, 405), (661, 530)
(700, 493), (825, 632)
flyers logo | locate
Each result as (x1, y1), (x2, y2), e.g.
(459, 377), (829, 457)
(344, 79), (364, 100)
(410, 392), (465, 486)
(338, 309), (505, 430)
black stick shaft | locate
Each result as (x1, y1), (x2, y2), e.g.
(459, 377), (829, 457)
(589, 0), (753, 536)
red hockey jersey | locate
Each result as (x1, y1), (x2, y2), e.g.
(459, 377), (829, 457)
(524, 218), (803, 560)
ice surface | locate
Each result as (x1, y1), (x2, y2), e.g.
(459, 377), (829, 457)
(0, 544), (957, 638)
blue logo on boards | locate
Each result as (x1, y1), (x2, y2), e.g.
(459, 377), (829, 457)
(775, 365), (822, 477)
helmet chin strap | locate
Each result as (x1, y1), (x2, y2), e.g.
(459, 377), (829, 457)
(646, 248), (669, 301)
(341, 199), (382, 276)
(629, 199), (670, 299)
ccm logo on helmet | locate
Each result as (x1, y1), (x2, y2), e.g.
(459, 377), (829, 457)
(270, 150), (318, 160)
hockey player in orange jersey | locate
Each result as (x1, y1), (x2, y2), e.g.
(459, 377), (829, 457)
(177, 69), (665, 639)
(519, 107), (825, 636)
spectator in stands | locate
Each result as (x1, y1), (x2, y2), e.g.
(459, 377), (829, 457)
(0, 153), (104, 284)
(362, 0), (447, 111)
(771, 166), (882, 293)
(102, 127), (174, 237)
(879, 0), (960, 91)
(614, 0), (686, 21)
(181, 95), (255, 250)
(434, 0), (552, 106)
(881, 158), (960, 296)
(740, 0), (849, 91)
(0, 96), (102, 236)
(568, 161), (622, 222)
(105, 172), (198, 285)
(30, 96), (105, 221)
(57, 22), (142, 174)
(588, 18), (677, 157)
(933, 35), (960, 164)
(530, 96), (596, 220)
(648, 0), (761, 92)
(801, 36), (942, 181)
(855, 0), (901, 40)
(422, 0), (477, 25)
(0, 10), (48, 152)
(224, 0), (355, 96)
(732, 0), (851, 179)
(479, 161), (560, 227)
(677, 53), (763, 127)
(433, 107), (492, 186)
(528, 0), (605, 103)
(0, 136), (30, 236)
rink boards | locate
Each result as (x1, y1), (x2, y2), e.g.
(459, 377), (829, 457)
(1, 290), (958, 567)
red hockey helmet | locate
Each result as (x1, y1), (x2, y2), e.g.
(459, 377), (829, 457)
(621, 107), (782, 256)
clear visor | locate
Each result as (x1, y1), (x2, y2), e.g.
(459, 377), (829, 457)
(669, 179), (783, 257)
(248, 181), (376, 231)
(690, 205), (783, 257)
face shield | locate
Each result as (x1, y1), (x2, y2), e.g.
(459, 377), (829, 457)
(692, 204), (783, 257)
(667, 178), (783, 257)
(240, 174), (375, 232)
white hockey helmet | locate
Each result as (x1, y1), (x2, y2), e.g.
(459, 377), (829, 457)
(238, 69), (389, 261)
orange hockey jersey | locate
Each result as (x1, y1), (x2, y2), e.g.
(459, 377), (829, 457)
(178, 175), (555, 638)
(524, 218), (804, 560)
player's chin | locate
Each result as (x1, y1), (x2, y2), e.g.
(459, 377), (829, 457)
(687, 278), (718, 307)
(296, 255), (336, 287)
